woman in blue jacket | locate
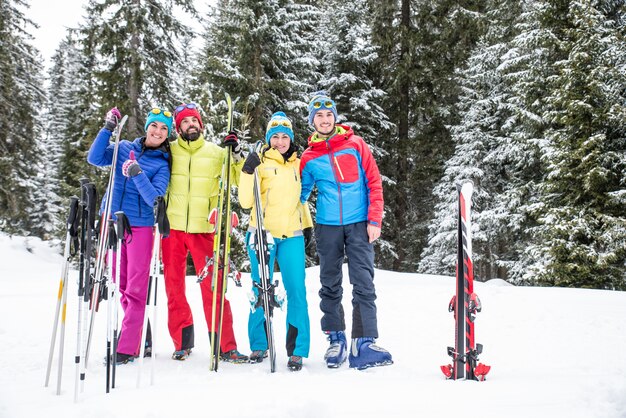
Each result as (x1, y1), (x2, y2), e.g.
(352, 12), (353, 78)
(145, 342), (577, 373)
(88, 107), (172, 364)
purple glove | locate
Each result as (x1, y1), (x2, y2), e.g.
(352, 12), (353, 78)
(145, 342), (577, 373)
(122, 150), (142, 177)
(104, 107), (122, 131)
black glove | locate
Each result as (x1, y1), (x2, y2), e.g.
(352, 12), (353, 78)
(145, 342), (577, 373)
(242, 152), (261, 175)
(303, 227), (313, 250)
(223, 131), (239, 148)
(223, 131), (242, 161)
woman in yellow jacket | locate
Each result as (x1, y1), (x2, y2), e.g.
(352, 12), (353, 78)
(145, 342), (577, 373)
(239, 111), (312, 371)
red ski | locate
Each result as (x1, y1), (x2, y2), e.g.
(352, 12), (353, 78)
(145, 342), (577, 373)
(441, 181), (490, 381)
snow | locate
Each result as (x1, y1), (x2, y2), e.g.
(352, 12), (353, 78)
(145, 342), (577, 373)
(1, 232), (625, 418)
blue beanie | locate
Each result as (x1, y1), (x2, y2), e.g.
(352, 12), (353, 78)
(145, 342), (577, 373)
(265, 111), (294, 143)
(145, 108), (174, 136)
(307, 91), (337, 125)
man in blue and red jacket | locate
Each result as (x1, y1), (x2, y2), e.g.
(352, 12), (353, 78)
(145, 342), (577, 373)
(300, 91), (393, 370)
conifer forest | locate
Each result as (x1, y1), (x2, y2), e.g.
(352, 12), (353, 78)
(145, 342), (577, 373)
(1, 0), (625, 289)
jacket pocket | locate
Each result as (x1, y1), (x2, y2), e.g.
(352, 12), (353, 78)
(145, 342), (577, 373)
(334, 153), (359, 183)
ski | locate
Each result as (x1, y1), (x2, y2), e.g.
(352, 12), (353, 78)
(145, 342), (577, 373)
(248, 140), (280, 373)
(207, 93), (238, 372)
(441, 181), (490, 381)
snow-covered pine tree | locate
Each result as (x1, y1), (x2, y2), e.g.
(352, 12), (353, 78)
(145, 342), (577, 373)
(419, 0), (525, 280)
(45, 33), (105, 236)
(525, 0), (626, 289)
(316, 0), (395, 264)
(191, 0), (321, 143)
(0, 0), (46, 236)
(370, 0), (486, 271)
(78, 0), (196, 138)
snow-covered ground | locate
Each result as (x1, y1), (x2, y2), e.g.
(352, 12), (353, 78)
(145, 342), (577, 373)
(1, 233), (625, 418)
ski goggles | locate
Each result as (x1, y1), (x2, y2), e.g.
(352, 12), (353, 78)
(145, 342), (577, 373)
(150, 108), (172, 118)
(174, 102), (198, 116)
(311, 100), (335, 110)
(269, 119), (292, 128)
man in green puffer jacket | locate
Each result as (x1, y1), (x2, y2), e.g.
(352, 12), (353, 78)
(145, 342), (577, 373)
(162, 102), (248, 363)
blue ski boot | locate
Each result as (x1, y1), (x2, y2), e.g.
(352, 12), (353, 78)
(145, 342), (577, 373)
(324, 331), (347, 368)
(348, 338), (393, 370)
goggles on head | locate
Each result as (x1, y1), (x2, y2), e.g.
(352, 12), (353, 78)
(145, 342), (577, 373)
(269, 119), (292, 128)
(150, 107), (172, 118)
(312, 100), (334, 110)
(174, 102), (198, 117)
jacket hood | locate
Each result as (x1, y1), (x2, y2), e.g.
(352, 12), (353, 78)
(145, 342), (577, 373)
(307, 124), (354, 148)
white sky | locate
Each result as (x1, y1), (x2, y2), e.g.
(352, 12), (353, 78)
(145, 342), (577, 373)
(27, 0), (211, 69)
(28, 0), (86, 66)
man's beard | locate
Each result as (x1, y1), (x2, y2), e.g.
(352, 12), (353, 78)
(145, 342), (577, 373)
(182, 128), (200, 141)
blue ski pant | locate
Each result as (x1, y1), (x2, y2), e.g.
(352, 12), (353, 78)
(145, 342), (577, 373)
(246, 232), (310, 358)
(315, 222), (378, 338)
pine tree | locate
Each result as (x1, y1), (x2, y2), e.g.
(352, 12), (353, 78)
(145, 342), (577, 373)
(78, 0), (196, 138)
(369, 0), (486, 271)
(419, 0), (526, 279)
(45, 33), (104, 234)
(526, 0), (626, 289)
(316, 0), (394, 264)
(191, 0), (321, 143)
(0, 0), (46, 236)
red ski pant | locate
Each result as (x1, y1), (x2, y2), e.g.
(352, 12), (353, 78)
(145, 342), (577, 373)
(161, 229), (237, 352)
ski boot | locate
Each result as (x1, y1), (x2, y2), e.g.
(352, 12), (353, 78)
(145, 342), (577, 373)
(249, 350), (268, 363)
(172, 348), (192, 361)
(288, 355), (303, 372)
(348, 337), (393, 370)
(324, 331), (347, 368)
(220, 349), (249, 363)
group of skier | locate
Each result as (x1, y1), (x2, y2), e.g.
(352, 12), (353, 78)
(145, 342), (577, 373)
(87, 91), (393, 372)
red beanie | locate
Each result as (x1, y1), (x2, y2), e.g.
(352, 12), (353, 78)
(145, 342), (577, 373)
(175, 107), (204, 132)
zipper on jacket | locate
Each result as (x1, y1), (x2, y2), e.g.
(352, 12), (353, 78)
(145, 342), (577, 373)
(327, 148), (343, 224)
(333, 155), (345, 180)
(186, 156), (191, 232)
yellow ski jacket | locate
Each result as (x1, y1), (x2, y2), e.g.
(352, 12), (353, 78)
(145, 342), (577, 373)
(166, 135), (243, 233)
(239, 147), (312, 238)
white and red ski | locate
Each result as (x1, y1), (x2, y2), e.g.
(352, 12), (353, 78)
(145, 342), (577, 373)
(441, 181), (490, 381)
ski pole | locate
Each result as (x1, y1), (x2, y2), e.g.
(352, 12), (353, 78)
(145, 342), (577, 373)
(75, 179), (95, 402)
(45, 196), (79, 394)
(105, 219), (117, 393)
(112, 211), (128, 389)
(137, 196), (166, 387)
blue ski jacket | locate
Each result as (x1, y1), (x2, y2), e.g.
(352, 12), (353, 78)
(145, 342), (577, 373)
(87, 128), (171, 227)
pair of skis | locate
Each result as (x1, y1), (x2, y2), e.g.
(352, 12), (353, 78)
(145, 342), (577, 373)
(247, 140), (282, 373)
(441, 181), (491, 381)
(196, 93), (242, 372)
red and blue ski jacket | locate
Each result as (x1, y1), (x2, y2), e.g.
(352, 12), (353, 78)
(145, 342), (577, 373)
(299, 124), (383, 227)
(88, 128), (171, 227)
